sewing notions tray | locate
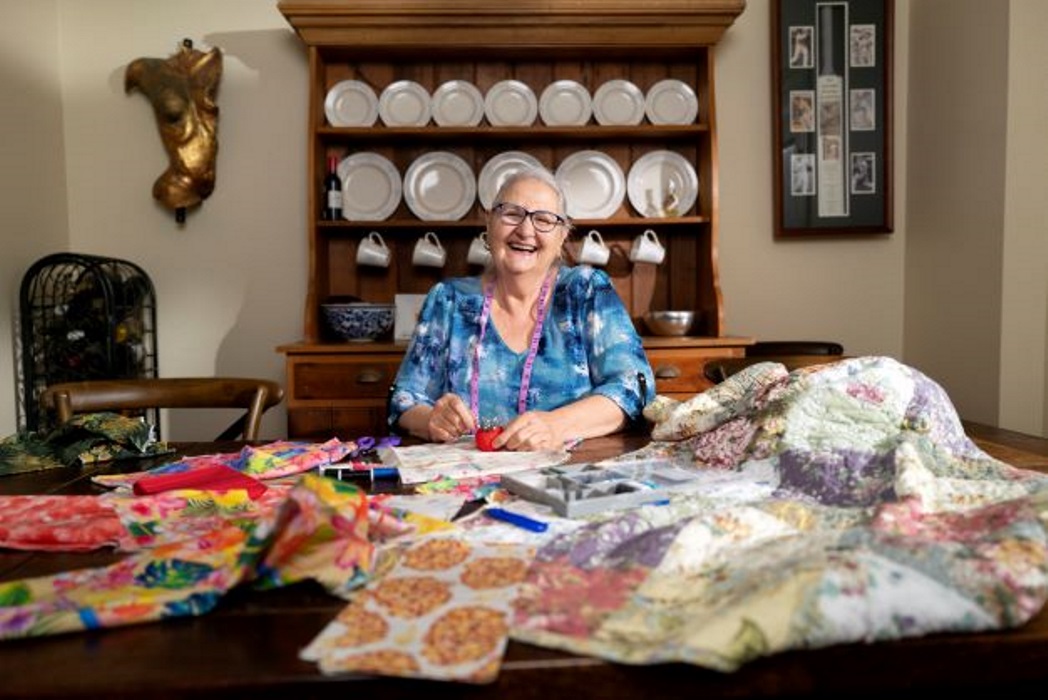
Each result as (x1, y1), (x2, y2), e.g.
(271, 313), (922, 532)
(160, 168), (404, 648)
(500, 461), (700, 518)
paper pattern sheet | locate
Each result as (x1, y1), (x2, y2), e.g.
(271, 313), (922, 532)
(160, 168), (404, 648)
(388, 441), (570, 485)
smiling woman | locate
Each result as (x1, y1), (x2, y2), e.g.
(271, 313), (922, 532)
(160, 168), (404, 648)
(388, 166), (655, 452)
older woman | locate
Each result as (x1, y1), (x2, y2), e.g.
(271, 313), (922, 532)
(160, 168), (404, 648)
(389, 166), (654, 451)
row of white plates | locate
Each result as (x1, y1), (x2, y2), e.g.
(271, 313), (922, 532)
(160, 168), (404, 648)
(336, 150), (698, 222)
(325, 78), (698, 128)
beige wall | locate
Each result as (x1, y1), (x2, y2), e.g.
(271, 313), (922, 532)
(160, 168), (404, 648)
(906, 0), (1048, 434)
(0, 0), (68, 434)
(1000, 0), (1048, 435)
(0, 0), (1044, 439)
(717, 0), (907, 359)
(1, 0), (307, 439)
(905, 0), (1008, 426)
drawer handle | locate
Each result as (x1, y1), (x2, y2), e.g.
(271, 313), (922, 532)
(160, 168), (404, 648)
(356, 368), (383, 384)
(654, 365), (681, 379)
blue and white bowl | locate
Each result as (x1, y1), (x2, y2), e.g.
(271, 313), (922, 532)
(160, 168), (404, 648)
(321, 302), (395, 342)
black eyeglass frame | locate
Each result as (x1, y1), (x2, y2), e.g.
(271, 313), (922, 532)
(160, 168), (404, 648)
(492, 202), (570, 234)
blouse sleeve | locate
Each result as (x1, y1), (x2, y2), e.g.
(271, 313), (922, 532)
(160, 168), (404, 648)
(574, 267), (655, 423)
(387, 282), (459, 430)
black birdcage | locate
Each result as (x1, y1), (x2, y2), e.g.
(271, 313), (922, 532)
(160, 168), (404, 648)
(17, 252), (158, 432)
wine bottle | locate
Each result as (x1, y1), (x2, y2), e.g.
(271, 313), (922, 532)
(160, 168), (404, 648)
(323, 154), (342, 220)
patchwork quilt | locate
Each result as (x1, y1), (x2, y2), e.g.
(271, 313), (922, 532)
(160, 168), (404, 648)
(510, 356), (1048, 671)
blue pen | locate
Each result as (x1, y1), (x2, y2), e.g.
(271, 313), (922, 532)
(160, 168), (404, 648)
(484, 507), (549, 533)
(319, 466), (398, 482)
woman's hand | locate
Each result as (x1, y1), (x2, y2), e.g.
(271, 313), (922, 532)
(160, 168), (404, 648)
(426, 393), (475, 442)
(495, 411), (560, 451)
(492, 396), (627, 451)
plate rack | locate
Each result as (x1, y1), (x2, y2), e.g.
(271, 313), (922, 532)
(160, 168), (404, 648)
(277, 0), (751, 439)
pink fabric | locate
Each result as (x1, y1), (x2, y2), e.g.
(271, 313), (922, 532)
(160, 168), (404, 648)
(0, 496), (133, 551)
(132, 464), (267, 499)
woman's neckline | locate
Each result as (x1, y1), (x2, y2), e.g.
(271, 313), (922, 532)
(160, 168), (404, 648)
(484, 268), (558, 353)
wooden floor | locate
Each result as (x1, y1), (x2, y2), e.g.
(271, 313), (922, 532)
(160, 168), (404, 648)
(965, 420), (1048, 470)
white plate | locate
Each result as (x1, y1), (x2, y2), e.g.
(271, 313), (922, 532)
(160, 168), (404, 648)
(592, 79), (646, 126)
(627, 150), (699, 218)
(555, 150), (626, 220)
(378, 80), (432, 127)
(337, 152), (402, 221)
(538, 80), (592, 126)
(484, 80), (538, 126)
(324, 80), (379, 127)
(477, 151), (544, 210)
(431, 80), (485, 127)
(645, 79), (698, 125)
(403, 151), (476, 221)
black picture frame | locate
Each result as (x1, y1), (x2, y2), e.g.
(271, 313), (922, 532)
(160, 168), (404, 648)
(772, 0), (894, 238)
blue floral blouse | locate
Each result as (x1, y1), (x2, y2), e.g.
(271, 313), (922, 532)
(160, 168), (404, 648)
(388, 265), (655, 431)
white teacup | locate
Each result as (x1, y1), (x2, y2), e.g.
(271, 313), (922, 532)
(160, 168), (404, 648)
(629, 229), (666, 265)
(576, 229), (610, 266)
(356, 231), (391, 268)
(412, 231), (446, 268)
(467, 231), (491, 266)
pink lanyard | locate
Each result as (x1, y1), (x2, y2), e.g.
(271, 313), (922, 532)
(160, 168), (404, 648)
(470, 271), (554, 424)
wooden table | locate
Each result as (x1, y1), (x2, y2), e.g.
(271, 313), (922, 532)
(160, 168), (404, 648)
(2, 423), (1048, 698)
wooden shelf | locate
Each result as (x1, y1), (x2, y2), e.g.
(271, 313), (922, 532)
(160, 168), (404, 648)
(278, 0), (748, 438)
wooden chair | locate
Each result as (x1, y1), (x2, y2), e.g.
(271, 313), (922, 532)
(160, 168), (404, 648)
(704, 341), (846, 384)
(40, 377), (285, 441)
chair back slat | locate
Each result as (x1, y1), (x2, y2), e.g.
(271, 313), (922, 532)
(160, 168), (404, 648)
(41, 377), (284, 441)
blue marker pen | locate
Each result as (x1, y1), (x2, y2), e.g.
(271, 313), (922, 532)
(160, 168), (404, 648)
(484, 507), (549, 533)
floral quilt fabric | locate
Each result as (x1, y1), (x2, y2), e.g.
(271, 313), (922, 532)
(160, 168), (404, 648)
(511, 356), (1048, 671)
(0, 474), (372, 639)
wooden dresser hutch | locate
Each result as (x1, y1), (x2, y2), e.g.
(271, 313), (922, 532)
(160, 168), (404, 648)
(277, 0), (751, 439)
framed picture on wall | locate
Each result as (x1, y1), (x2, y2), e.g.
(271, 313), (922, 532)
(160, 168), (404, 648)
(771, 0), (894, 238)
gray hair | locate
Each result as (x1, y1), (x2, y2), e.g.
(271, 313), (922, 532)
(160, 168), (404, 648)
(490, 165), (573, 230)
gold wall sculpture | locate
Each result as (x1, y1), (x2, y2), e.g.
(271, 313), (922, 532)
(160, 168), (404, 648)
(125, 39), (222, 223)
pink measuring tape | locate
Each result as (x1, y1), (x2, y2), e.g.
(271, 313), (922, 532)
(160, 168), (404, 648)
(470, 271), (554, 424)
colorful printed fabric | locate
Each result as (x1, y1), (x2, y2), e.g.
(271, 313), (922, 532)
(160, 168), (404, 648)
(0, 524), (252, 638)
(132, 464), (268, 498)
(106, 487), (291, 550)
(91, 438), (352, 490)
(302, 536), (534, 683)
(251, 474), (373, 598)
(367, 497), (458, 540)
(0, 495), (135, 552)
(0, 412), (171, 476)
(510, 356), (1048, 671)
(388, 266), (655, 429)
(0, 473), (372, 640)
(412, 474), (504, 501)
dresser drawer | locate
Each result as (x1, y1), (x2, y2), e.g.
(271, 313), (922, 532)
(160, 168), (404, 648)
(288, 407), (389, 439)
(644, 347), (746, 396)
(288, 356), (401, 401)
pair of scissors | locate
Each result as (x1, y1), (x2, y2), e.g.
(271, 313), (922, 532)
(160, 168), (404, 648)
(347, 434), (401, 462)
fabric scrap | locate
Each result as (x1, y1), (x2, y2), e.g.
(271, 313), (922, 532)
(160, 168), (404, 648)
(132, 464), (267, 499)
(302, 536), (534, 683)
(0, 473), (372, 640)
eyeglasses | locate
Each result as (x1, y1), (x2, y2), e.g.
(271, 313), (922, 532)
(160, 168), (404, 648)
(493, 202), (568, 234)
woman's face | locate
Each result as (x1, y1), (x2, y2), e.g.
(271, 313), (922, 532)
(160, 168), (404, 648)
(487, 177), (568, 278)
